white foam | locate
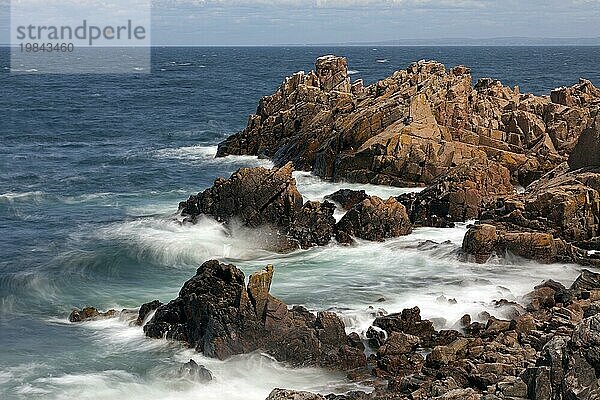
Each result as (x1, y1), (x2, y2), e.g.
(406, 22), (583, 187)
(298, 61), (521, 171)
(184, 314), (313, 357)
(152, 145), (273, 168)
(294, 171), (422, 203)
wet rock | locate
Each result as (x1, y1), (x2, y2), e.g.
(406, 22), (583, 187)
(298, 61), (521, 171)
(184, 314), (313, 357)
(377, 332), (421, 356)
(571, 269), (600, 291)
(144, 260), (366, 370)
(461, 224), (498, 263)
(266, 389), (325, 400)
(69, 307), (117, 323)
(137, 300), (162, 325)
(462, 223), (558, 264)
(179, 162), (303, 228)
(178, 359), (213, 383)
(287, 201), (336, 249)
(335, 196), (412, 243)
(324, 189), (368, 211)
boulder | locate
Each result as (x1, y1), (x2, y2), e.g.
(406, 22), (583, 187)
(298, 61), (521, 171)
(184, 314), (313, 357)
(178, 162), (303, 228)
(287, 201), (336, 249)
(335, 196), (412, 243)
(144, 260), (366, 370)
(373, 307), (436, 346)
(461, 224), (498, 263)
(137, 300), (162, 325)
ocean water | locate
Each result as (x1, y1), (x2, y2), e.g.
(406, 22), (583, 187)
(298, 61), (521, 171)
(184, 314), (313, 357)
(1, 46), (599, 399)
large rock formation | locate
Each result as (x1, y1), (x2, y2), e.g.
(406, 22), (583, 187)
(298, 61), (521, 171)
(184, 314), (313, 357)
(217, 56), (600, 188)
(143, 260), (366, 370)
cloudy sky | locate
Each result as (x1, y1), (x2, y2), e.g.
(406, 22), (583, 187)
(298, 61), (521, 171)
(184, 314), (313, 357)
(1, 0), (600, 45)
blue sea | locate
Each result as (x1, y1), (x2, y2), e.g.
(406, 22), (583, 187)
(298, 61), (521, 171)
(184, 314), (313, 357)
(1, 46), (599, 399)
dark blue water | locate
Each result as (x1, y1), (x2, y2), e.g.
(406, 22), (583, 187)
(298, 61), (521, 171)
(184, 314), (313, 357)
(1, 47), (598, 399)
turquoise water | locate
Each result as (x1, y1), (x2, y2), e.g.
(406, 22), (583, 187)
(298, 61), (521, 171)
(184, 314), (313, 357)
(1, 46), (598, 399)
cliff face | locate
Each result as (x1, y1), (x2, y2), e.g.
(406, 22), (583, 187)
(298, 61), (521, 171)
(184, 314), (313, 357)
(217, 56), (600, 188)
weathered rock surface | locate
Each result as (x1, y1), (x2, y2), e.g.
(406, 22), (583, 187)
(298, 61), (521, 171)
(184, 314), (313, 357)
(178, 164), (416, 249)
(178, 163), (339, 250)
(398, 158), (514, 228)
(335, 196), (412, 243)
(143, 260), (366, 370)
(179, 162), (303, 228)
(218, 56), (600, 188)
(463, 161), (600, 264)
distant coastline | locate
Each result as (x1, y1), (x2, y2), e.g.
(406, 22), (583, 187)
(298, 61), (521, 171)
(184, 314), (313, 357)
(2, 37), (600, 47)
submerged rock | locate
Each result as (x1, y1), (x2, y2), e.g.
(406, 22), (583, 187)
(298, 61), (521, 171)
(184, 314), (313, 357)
(143, 260), (366, 370)
(178, 359), (213, 383)
(68, 307), (117, 323)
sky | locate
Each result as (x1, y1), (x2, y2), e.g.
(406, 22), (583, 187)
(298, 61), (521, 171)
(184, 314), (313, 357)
(1, 0), (600, 45)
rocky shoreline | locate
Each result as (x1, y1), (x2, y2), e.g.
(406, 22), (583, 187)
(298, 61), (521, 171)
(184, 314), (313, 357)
(70, 56), (600, 399)
(71, 264), (600, 400)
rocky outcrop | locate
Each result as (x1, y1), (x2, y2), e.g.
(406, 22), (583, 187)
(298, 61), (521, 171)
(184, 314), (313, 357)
(179, 162), (303, 228)
(335, 196), (412, 243)
(143, 260), (366, 370)
(398, 158), (514, 228)
(178, 164), (416, 249)
(178, 163), (339, 250)
(461, 120), (600, 265)
(217, 56), (600, 188)
(462, 161), (600, 264)
(177, 359), (213, 383)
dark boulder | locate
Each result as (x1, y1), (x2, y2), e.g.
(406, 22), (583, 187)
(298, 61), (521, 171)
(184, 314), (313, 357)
(398, 158), (514, 228)
(144, 260), (366, 370)
(373, 307), (436, 347)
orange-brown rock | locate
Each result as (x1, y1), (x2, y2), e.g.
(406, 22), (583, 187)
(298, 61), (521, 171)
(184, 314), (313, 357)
(217, 56), (600, 188)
